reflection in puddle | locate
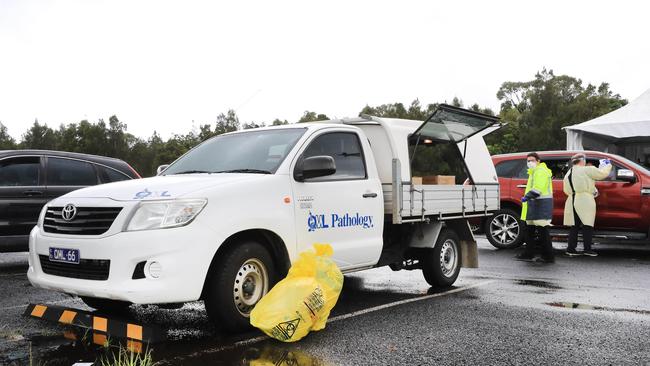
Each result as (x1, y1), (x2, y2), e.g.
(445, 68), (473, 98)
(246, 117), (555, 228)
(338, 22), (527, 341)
(245, 346), (328, 366)
(166, 341), (329, 366)
(546, 302), (650, 315)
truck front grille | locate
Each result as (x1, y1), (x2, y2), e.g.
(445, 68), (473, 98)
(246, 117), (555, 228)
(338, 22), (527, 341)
(43, 207), (122, 235)
(39, 255), (110, 281)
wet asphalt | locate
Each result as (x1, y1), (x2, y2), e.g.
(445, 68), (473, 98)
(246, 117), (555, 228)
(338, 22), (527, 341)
(1, 238), (649, 365)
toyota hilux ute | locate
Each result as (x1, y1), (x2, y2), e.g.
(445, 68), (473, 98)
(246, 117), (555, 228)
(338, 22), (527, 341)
(28, 105), (501, 332)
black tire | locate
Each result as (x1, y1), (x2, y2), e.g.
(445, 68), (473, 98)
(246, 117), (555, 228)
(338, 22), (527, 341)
(422, 229), (461, 288)
(80, 296), (131, 314)
(485, 208), (524, 249)
(204, 241), (276, 333)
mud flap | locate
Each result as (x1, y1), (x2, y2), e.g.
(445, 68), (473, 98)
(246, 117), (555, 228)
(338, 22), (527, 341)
(445, 219), (479, 268)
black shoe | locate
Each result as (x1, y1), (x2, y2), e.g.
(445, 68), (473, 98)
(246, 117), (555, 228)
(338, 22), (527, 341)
(515, 253), (535, 262)
(565, 249), (582, 257)
(583, 250), (598, 257)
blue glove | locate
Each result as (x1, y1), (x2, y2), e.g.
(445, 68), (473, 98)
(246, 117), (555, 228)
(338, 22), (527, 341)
(599, 159), (611, 166)
(521, 196), (528, 203)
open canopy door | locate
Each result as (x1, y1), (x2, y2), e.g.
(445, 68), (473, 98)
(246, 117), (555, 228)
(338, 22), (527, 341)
(413, 104), (500, 143)
(411, 105), (501, 185)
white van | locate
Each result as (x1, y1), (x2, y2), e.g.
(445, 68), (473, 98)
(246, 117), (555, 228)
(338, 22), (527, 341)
(28, 105), (500, 332)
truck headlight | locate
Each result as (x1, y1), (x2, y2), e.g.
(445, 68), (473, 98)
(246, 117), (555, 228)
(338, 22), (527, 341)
(125, 199), (207, 231)
(37, 204), (49, 229)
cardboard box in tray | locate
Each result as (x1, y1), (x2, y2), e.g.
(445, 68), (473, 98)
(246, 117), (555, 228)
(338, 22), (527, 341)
(412, 175), (456, 185)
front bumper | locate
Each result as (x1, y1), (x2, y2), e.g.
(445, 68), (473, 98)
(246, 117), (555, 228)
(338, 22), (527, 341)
(27, 223), (219, 304)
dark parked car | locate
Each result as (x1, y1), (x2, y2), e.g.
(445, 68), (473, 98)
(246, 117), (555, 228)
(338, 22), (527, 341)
(0, 150), (140, 252)
(480, 150), (650, 249)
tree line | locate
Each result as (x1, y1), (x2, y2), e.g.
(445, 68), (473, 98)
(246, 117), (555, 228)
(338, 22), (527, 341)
(0, 69), (627, 177)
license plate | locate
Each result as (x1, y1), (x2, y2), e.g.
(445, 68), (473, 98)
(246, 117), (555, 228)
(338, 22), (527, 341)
(49, 247), (80, 264)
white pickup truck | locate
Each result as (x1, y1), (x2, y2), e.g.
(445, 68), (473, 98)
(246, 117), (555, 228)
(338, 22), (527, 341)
(28, 105), (500, 332)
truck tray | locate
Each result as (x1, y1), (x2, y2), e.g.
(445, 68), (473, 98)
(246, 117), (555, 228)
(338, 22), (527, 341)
(383, 183), (499, 223)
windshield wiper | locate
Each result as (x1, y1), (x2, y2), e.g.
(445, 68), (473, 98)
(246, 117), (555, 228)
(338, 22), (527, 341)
(169, 170), (213, 175)
(215, 169), (272, 174)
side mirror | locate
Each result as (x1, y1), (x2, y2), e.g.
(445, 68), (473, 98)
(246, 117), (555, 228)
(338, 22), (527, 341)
(294, 156), (336, 182)
(616, 169), (636, 183)
(157, 164), (170, 175)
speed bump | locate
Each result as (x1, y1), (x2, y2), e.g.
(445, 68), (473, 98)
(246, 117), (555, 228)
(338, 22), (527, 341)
(24, 303), (165, 343)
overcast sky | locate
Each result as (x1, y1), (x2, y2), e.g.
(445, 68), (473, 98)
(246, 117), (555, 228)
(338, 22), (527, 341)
(1, 0), (649, 140)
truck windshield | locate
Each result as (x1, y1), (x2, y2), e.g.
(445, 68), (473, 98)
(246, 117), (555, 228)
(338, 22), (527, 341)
(163, 128), (306, 175)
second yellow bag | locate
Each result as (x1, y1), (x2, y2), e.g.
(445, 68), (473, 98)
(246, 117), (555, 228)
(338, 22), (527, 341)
(250, 244), (343, 342)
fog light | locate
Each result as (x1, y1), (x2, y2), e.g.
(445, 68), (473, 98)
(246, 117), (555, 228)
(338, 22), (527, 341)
(147, 261), (162, 278)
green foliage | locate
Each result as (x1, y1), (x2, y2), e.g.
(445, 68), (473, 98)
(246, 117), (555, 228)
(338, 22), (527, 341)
(492, 68), (627, 152)
(97, 344), (156, 366)
(271, 118), (289, 126)
(0, 123), (17, 150)
(298, 111), (329, 123)
(20, 120), (58, 150)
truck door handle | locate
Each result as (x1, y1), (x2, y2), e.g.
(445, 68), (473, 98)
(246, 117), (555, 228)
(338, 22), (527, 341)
(363, 193), (378, 198)
(516, 185), (527, 189)
(22, 190), (44, 196)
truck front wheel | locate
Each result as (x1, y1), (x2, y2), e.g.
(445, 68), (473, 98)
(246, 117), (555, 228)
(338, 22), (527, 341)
(421, 229), (461, 288)
(203, 241), (276, 333)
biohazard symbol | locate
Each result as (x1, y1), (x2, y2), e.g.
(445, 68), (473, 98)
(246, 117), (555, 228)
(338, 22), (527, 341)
(273, 318), (300, 340)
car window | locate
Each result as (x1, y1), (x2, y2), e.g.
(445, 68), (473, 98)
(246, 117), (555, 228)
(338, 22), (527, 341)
(99, 165), (130, 183)
(47, 158), (98, 186)
(0, 156), (40, 186)
(301, 132), (367, 181)
(514, 160), (529, 179)
(544, 159), (571, 180)
(495, 160), (521, 178)
(585, 158), (625, 182)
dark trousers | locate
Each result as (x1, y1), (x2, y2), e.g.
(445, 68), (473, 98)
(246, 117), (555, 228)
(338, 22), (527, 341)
(568, 208), (593, 251)
(522, 224), (554, 259)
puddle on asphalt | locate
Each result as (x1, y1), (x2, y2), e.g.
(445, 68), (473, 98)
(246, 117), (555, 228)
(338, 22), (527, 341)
(514, 279), (563, 290)
(162, 340), (330, 366)
(546, 302), (650, 316)
(2, 323), (329, 366)
(0, 329), (331, 366)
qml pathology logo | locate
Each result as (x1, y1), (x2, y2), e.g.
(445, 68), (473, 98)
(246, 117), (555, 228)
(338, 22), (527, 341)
(307, 212), (374, 232)
(133, 188), (171, 200)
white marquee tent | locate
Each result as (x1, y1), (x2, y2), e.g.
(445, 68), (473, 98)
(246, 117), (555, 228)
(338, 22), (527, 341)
(564, 88), (650, 166)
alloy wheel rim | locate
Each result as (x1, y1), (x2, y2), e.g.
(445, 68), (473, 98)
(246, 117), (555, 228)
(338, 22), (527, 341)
(439, 239), (458, 278)
(233, 258), (268, 317)
(489, 213), (520, 245)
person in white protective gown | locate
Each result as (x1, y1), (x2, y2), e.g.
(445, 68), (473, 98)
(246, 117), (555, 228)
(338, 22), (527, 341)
(562, 153), (612, 257)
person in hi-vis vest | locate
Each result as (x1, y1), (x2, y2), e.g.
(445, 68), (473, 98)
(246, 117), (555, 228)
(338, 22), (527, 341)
(516, 152), (555, 263)
(563, 153), (612, 257)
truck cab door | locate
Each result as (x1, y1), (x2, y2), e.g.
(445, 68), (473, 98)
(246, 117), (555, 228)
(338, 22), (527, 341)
(291, 130), (383, 271)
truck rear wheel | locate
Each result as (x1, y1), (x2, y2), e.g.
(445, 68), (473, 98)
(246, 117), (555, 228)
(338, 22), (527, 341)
(203, 241), (276, 333)
(421, 229), (461, 288)
(485, 208), (524, 249)
(80, 297), (131, 314)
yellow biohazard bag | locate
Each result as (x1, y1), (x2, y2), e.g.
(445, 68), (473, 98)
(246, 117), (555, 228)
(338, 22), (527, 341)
(250, 244), (343, 342)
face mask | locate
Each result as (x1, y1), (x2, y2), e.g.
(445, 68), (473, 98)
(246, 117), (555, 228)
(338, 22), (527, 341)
(527, 161), (537, 169)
